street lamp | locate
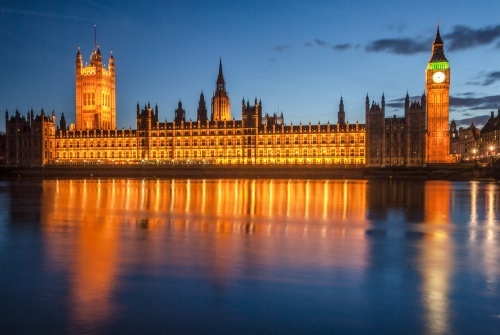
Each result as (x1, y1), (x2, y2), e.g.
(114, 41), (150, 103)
(490, 146), (494, 156)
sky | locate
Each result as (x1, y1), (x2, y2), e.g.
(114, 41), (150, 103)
(1, 0), (500, 133)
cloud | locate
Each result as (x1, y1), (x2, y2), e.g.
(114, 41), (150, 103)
(332, 43), (351, 51)
(385, 95), (424, 109)
(450, 94), (500, 110)
(389, 23), (407, 33)
(305, 39), (328, 47)
(365, 24), (500, 55)
(467, 71), (500, 86)
(453, 115), (491, 128)
(444, 25), (500, 51)
(274, 45), (291, 52)
(365, 38), (427, 55)
(314, 39), (327, 46)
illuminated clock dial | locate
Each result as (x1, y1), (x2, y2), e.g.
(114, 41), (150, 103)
(432, 71), (445, 83)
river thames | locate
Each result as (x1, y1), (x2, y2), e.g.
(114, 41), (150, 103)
(0, 179), (499, 334)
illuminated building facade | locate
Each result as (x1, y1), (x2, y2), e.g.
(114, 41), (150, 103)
(75, 47), (116, 130)
(5, 55), (366, 166)
(426, 26), (452, 163)
(4, 27), (460, 167)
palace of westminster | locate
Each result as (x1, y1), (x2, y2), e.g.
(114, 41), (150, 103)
(4, 27), (498, 167)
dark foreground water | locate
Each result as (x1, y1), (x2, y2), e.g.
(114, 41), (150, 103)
(0, 179), (499, 334)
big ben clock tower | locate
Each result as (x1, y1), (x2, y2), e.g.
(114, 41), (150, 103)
(426, 25), (451, 163)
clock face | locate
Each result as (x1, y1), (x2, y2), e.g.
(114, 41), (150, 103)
(433, 71), (445, 83)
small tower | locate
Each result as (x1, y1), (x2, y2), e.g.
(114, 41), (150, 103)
(60, 113), (67, 132)
(338, 96), (346, 126)
(211, 59), (231, 121)
(197, 92), (208, 123)
(174, 100), (186, 124)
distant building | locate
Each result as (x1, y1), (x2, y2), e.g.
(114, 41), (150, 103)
(480, 110), (500, 157)
(0, 131), (6, 165)
(4, 109), (55, 166)
(450, 121), (480, 161)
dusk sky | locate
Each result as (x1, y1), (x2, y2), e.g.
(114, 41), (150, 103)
(1, 0), (500, 132)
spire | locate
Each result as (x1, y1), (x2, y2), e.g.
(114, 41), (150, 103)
(405, 91), (410, 113)
(76, 47), (82, 70)
(429, 24), (448, 63)
(433, 23), (443, 46)
(216, 58), (226, 92)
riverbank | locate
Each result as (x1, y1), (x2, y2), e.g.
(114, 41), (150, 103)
(0, 163), (496, 180)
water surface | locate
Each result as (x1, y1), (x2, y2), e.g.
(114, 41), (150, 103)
(0, 179), (499, 334)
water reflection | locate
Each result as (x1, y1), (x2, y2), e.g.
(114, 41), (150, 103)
(1, 179), (499, 333)
(421, 182), (453, 335)
(39, 179), (371, 331)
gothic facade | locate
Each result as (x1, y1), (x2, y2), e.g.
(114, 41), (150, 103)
(75, 47), (116, 130)
(5, 56), (366, 166)
(365, 92), (426, 167)
(5, 27), (457, 168)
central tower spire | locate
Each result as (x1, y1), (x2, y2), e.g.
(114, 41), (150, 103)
(217, 58), (226, 92)
(211, 58), (231, 121)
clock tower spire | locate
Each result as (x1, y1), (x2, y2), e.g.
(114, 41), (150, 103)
(425, 24), (451, 163)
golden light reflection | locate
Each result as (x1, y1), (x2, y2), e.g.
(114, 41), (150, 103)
(421, 181), (452, 335)
(41, 179), (370, 255)
(39, 178), (370, 327)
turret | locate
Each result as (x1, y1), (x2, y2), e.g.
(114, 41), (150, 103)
(76, 47), (82, 72)
(338, 96), (346, 126)
(108, 51), (115, 75)
(91, 46), (102, 67)
(197, 92), (208, 123)
(174, 100), (186, 124)
(60, 113), (67, 132)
